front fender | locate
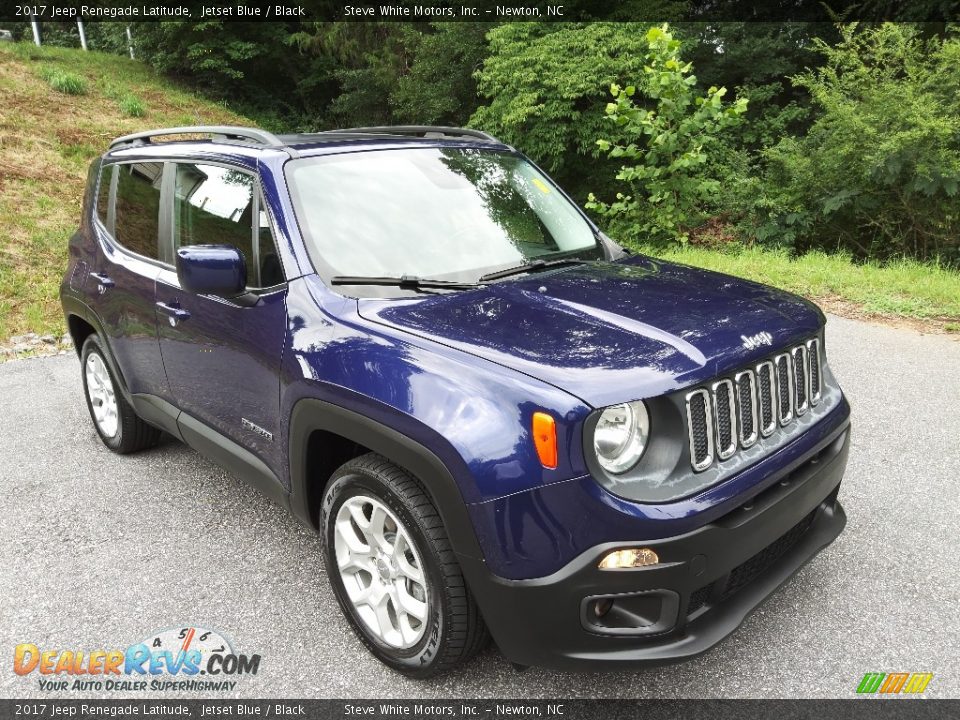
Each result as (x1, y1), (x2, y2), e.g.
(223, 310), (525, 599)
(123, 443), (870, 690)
(282, 275), (591, 499)
(287, 397), (486, 559)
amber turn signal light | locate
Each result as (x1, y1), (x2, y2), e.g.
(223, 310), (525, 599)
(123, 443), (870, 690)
(532, 411), (558, 469)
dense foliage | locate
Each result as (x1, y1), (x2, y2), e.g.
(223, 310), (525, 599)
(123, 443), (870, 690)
(21, 19), (958, 264)
(756, 24), (960, 263)
(469, 23), (655, 197)
(585, 25), (748, 244)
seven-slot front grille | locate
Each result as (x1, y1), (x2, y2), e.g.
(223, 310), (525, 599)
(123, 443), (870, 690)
(685, 338), (824, 472)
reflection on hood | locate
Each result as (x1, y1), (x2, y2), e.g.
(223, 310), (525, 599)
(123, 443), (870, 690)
(358, 257), (823, 408)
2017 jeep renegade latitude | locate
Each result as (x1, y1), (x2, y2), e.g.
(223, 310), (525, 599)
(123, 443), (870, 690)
(60, 125), (851, 677)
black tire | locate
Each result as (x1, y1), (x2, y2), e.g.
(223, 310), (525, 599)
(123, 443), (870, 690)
(321, 453), (489, 678)
(80, 334), (160, 454)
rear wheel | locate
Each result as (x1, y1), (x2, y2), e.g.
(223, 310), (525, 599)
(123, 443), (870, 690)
(321, 453), (489, 677)
(80, 335), (160, 454)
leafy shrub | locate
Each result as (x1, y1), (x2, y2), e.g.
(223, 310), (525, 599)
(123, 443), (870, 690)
(586, 25), (747, 246)
(44, 69), (87, 95)
(470, 23), (662, 199)
(753, 24), (960, 264)
(119, 95), (146, 117)
(391, 23), (494, 126)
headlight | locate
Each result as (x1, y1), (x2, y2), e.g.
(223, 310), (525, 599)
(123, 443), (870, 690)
(593, 401), (649, 474)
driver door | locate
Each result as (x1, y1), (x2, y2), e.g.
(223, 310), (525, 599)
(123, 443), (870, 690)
(155, 161), (288, 480)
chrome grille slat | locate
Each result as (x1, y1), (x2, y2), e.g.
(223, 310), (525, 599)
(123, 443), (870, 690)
(685, 338), (824, 472)
(712, 379), (738, 460)
(774, 352), (794, 426)
(685, 389), (714, 472)
(806, 338), (822, 404)
(756, 361), (777, 437)
(735, 370), (759, 448)
(792, 345), (809, 415)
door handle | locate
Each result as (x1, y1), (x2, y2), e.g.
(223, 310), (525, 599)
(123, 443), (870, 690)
(89, 272), (114, 293)
(156, 301), (191, 326)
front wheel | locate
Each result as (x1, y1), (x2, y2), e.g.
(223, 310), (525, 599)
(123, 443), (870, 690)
(321, 453), (489, 677)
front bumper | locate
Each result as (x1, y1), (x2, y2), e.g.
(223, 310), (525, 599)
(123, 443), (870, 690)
(459, 420), (850, 670)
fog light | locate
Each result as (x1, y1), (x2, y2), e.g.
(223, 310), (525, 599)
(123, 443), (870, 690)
(593, 598), (614, 617)
(598, 548), (659, 570)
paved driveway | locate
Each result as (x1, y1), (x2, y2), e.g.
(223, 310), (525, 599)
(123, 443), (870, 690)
(1, 315), (957, 698)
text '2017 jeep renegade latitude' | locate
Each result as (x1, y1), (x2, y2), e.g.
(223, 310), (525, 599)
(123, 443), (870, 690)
(60, 125), (851, 677)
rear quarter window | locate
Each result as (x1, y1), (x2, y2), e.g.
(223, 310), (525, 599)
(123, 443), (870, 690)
(95, 163), (114, 228)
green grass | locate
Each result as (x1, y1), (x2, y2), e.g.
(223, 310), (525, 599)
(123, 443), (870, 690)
(636, 244), (960, 329)
(0, 42), (249, 343)
(118, 94), (146, 117)
(42, 67), (87, 95)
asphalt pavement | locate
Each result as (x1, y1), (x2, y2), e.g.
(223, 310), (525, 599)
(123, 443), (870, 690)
(1, 315), (958, 699)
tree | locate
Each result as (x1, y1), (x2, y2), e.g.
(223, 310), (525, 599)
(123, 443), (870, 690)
(587, 24), (747, 245)
(290, 23), (421, 128)
(390, 23), (495, 126)
(682, 22), (838, 148)
(129, 22), (326, 127)
(469, 23), (659, 199)
(758, 23), (960, 263)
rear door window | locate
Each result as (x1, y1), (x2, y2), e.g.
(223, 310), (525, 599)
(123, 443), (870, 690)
(113, 162), (163, 261)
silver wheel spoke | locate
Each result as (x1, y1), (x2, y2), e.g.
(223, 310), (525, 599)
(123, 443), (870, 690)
(373, 592), (399, 644)
(394, 581), (427, 621)
(367, 505), (393, 553)
(351, 577), (381, 606)
(335, 517), (371, 556)
(395, 536), (425, 584)
(397, 605), (423, 645)
(346, 503), (368, 529)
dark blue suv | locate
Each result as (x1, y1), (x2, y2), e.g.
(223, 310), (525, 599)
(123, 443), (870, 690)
(60, 125), (851, 677)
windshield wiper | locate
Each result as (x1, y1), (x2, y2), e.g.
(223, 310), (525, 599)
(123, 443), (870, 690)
(330, 275), (480, 291)
(478, 258), (589, 283)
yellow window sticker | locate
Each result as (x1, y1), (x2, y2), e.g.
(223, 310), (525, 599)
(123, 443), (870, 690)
(532, 178), (552, 194)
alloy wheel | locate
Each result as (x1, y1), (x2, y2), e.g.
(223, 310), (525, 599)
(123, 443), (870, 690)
(333, 495), (430, 649)
(84, 352), (118, 438)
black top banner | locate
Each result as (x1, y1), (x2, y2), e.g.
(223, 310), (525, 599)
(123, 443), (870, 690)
(2, 0), (958, 23)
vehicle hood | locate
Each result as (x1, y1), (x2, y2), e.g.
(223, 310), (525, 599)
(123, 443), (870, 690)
(356, 256), (824, 408)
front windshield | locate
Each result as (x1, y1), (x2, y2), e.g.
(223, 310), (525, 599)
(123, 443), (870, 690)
(285, 148), (600, 283)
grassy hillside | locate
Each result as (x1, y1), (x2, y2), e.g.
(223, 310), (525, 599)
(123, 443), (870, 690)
(0, 42), (957, 348)
(0, 43), (250, 341)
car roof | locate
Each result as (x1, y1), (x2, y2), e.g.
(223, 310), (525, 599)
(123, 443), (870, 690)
(106, 125), (513, 159)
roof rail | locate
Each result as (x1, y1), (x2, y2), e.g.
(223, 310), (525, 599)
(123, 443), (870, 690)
(109, 125), (284, 150)
(326, 125), (501, 143)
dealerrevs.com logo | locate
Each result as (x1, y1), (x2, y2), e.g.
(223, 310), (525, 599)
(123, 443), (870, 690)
(13, 626), (261, 692)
